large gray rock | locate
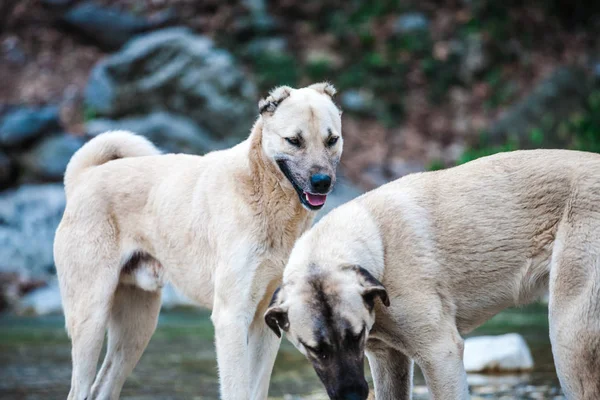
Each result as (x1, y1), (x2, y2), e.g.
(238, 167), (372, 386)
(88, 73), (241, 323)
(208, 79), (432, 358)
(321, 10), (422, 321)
(86, 28), (257, 141)
(19, 133), (84, 181)
(61, 2), (176, 50)
(87, 112), (225, 155)
(0, 184), (65, 279)
(0, 105), (61, 147)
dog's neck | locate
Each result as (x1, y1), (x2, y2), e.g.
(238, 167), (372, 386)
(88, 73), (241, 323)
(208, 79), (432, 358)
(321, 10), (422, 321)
(244, 118), (314, 249)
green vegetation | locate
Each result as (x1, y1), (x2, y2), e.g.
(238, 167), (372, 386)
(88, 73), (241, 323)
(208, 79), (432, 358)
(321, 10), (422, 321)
(567, 91), (600, 153)
(83, 105), (98, 122)
(251, 52), (300, 89)
(454, 89), (600, 166)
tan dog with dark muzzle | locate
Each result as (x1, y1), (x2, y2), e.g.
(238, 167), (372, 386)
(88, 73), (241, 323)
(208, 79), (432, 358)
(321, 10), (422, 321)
(54, 83), (343, 400)
(266, 149), (600, 400)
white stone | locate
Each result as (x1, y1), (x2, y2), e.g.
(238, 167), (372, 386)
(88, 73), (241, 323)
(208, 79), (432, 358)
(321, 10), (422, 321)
(463, 333), (534, 372)
(19, 280), (63, 315)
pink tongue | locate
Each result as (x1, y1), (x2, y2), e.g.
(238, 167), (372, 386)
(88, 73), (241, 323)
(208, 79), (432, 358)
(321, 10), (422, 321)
(305, 192), (327, 206)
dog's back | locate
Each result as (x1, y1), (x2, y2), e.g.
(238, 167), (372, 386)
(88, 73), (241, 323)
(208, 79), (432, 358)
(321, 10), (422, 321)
(358, 150), (600, 327)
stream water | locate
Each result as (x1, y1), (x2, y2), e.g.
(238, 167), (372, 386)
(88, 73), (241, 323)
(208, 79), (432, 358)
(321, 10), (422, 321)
(0, 304), (562, 399)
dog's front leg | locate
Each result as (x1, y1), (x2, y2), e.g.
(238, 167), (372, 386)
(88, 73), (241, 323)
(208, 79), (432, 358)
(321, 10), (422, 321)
(211, 254), (278, 400)
(415, 334), (469, 400)
(366, 339), (413, 400)
(212, 303), (253, 400)
(247, 307), (282, 399)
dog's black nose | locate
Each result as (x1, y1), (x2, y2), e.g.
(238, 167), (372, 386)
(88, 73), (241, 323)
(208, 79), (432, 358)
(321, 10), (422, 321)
(338, 386), (369, 400)
(335, 380), (369, 400)
(310, 174), (332, 193)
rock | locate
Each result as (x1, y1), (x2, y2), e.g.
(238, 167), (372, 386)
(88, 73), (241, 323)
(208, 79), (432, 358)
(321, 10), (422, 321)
(61, 2), (176, 50)
(243, 37), (287, 58)
(488, 66), (590, 147)
(459, 33), (488, 83)
(235, 0), (278, 35)
(19, 133), (84, 181)
(85, 27), (257, 141)
(18, 280), (63, 315)
(340, 89), (374, 114)
(87, 112), (224, 155)
(393, 12), (429, 34)
(463, 333), (534, 372)
(0, 105), (61, 147)
(0, 184), (65, 278)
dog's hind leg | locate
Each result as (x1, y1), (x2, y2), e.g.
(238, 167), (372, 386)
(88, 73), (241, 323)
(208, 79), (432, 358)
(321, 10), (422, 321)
(90, 283), (161, 400)
(56, 211), (125, 400)
(549, 219), (600, 399)
(58, 247), (120, 400)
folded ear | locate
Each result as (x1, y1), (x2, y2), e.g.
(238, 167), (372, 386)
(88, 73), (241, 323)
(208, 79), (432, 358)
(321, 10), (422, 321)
(258, 85), (293, 115)
(264, 287), (289, 338)
(308, 82), (337, 98)
(345, 265), (390, 309)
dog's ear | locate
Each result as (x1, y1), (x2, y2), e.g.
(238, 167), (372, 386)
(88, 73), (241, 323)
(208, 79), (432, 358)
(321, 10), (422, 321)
(308, 82), (337, 98)
(259, 85), (293, 116)
(264, 287), (289, 338)
(345, 265), (390, 309)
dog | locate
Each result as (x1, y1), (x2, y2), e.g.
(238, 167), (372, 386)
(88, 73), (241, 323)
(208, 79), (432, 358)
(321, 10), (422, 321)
(265, 149), (600, 400)
(54, 82), (343, 400)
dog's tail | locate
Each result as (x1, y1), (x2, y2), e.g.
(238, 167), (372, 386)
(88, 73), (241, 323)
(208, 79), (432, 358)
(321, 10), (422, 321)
(64, 130), (160, 196)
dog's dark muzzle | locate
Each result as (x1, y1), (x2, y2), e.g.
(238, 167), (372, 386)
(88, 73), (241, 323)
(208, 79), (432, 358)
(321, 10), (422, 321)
(327, 379), (369, 400)
(314, 356), (369, 400)
(276, 159), (327, 210)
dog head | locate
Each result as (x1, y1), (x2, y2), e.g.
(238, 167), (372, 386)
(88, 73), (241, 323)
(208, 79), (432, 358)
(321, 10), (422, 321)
(258, 82), (342, 210)
(265, 264), (389, 400)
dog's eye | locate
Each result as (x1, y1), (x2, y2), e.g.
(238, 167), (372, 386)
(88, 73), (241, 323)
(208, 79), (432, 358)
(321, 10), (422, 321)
(285, 137), (301, 147)
(311, 347), (328, 360)
(303, 342), (328, 359)
(327, 136), (339, 147)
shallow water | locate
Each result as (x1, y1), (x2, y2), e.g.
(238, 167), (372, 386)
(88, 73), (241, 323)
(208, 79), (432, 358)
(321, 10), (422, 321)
(0, 304), (562, 399)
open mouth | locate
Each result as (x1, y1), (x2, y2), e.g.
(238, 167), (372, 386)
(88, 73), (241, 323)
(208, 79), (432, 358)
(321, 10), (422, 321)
(277, 160), (328, 210)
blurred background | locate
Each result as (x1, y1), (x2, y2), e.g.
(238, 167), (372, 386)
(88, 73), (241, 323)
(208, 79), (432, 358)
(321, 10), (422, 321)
(1, 0), (599, 398)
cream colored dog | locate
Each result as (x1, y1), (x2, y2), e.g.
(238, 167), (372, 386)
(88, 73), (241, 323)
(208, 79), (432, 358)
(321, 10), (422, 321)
(54, 82), (343, 400)
(266, 149), (600, 400)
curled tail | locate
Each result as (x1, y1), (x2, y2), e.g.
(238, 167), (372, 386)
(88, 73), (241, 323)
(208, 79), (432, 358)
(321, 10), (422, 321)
(64, 130), (160, 196)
